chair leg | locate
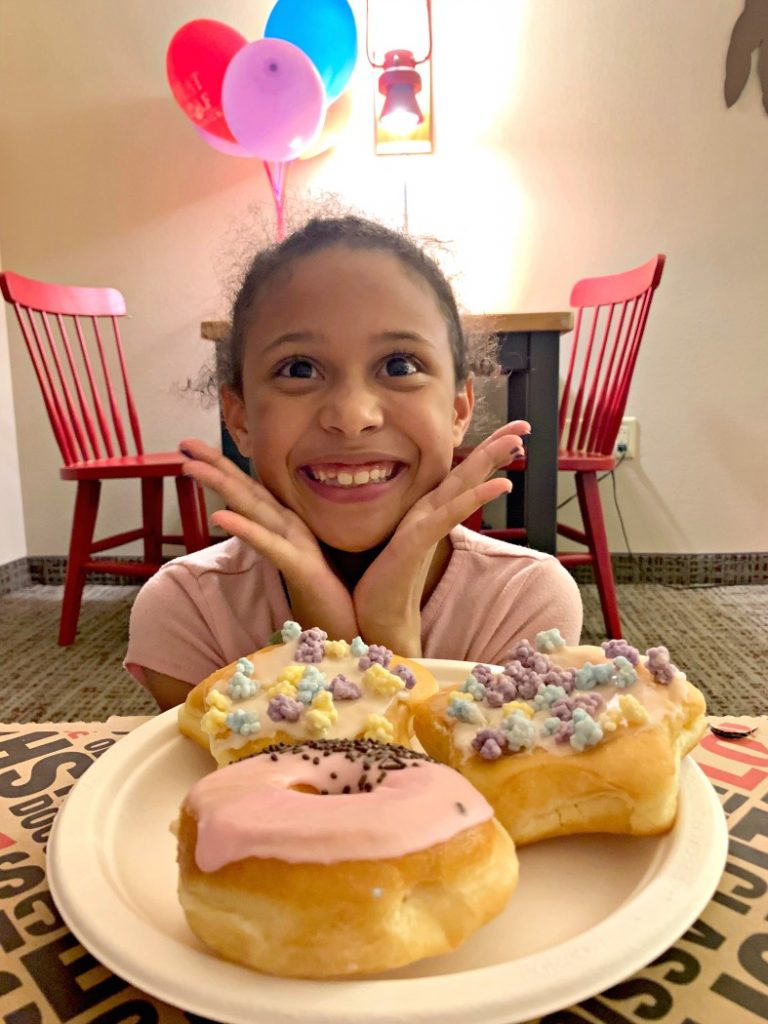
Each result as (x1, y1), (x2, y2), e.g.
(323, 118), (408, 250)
(141, 478), (163, 564)
(59, 480), (101, 646)
(575, 471), (623, 639)
(176, 475), (207, 552)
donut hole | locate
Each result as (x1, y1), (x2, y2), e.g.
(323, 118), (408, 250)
(289, 783), (323, 795)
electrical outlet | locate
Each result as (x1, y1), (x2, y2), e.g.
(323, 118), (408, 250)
(614, 417), (638, 459)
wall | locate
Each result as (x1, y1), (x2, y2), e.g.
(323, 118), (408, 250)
(0, 0), (766, 558)
(0, 241), (27, 563)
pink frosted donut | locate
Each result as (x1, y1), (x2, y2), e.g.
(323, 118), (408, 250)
(176, 739), (518, 977)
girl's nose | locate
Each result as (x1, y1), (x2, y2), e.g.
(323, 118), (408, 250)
(318, 382), (384, 435)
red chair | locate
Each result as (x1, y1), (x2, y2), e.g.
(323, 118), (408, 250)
(1, 270), (210, 645)
(460, 254), (666, 639)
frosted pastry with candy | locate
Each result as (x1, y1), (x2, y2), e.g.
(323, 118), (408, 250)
(175, 738), (518, 977)
(413, 630), (707, 846)
(178, 621), (438, 766)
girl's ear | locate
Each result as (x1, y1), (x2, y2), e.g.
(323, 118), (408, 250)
(452, 376), (475, 446)
(220, 387), (251, 458)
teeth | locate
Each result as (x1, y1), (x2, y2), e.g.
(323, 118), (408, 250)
(308, 464), (395, 487)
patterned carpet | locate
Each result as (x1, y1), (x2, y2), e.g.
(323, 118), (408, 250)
(0, 582), (765, 722)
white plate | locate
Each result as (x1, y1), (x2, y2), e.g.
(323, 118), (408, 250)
(48, 663), (728, 1024)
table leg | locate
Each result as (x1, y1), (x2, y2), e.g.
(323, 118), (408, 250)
(500, 330), (559, 554)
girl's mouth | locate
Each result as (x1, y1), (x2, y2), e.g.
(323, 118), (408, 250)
(299, 460), (399, 487)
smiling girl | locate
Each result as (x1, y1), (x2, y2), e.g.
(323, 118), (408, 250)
(125, 215), (582, 710)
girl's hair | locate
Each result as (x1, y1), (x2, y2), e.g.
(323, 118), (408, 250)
(216, 214), (498, 398)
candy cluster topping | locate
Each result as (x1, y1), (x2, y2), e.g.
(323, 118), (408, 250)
(448, 629), (680, 760)
(200, 621), (415, 743)
(253, 739), (432, 794)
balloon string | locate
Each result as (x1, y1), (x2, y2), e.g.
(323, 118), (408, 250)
(264, 161), (290, 241)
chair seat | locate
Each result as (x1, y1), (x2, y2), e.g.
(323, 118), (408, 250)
(454, 447), (617, 474)
(60, 452), (187, 481)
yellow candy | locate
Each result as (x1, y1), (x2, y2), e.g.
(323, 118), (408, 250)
(205, 687), (232, 713)
(311, 689), (337, 716)
(619, 694), (649, 724)
(305, 709), (334, 737)
(276, 665), (305, 686)
(451, 691), (474, 703)
(265, 679), (298, 700)
(362, 663), (404, 697)
(324, 639), (351, 659)
(201, 707), (229, 737)
(362, 714), (395, 743)
(502, 700), (534, 720)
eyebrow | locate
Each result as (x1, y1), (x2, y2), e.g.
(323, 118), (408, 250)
(261, 329), (436, 354)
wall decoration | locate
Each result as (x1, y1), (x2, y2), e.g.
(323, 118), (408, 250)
(725, 0), (768, 113)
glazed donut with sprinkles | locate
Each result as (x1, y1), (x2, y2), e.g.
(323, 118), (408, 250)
(413, 629), (707, 845)
(177, 621), (438, 766)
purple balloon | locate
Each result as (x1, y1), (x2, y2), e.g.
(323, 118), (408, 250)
(193, 125), (257, 157)
(222, 38), (326, 162)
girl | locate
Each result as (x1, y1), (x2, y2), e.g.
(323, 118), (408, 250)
(125, 215), (582, 710)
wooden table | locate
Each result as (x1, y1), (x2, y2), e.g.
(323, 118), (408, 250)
(201, 312), (573, 554)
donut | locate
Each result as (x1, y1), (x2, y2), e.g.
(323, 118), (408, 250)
(413, 631), (707, 846)
(178, 621), (438, 766)
(175, 739), (518, 977)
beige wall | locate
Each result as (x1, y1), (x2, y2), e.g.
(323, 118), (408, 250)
(0, 242), (27, 562)
(1, 0), (766, 558)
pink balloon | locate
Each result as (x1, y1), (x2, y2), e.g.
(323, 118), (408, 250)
(222, 38), (326, 162)
(194, 125), (256, 157)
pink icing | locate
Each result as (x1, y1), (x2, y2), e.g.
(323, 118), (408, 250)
(185, 742), (493, 871)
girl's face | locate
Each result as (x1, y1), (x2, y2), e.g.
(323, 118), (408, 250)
(223, 246), (474, 551)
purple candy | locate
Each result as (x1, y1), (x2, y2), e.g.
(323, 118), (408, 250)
(646, 645), (677, 684)
(329, 674), (362, 700)
(472, 728), (508, 760)
(268, 695), (304, 722)
(516, 671), (542, 701)
(392, 664), (417, 689)
(555, 721), (575, 744)
(470, 664), (495, 686)
(486, 673), (518, 705)
(602, 639), (640, 665)
(505, 640), (550, 671)
(357, 644), (392, 670)
(542, 667), (576, 695)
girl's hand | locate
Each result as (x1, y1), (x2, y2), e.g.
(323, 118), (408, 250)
(178, 438), (359, 641)
(352, 421), (531, 656)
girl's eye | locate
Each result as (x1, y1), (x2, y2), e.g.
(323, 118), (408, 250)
(276, 358), (317, 379)
(384, 353), (420, 377)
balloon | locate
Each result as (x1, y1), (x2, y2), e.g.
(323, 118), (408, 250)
(166, 19), (246, 140)
(194, 125), (256, 157)
(222, 38), (326, 163)
(298, 90), (354, 160)
(265, 0), (358, 102)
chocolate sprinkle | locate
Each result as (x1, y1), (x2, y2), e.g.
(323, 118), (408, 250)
(456, 801), (467, 815)
(249, 739), (436, 796)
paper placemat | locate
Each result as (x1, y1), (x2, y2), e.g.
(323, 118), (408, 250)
(0, 716), (764, 1024)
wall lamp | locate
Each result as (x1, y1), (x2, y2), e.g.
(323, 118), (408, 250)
(366, 0), (433, 154)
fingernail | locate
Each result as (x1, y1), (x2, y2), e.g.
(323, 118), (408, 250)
(179, 445), (194, 459)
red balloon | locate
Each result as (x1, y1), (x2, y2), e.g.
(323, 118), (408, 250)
(166, 19), (246, 141)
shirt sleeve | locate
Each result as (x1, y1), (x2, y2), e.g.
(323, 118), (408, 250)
(478, 556), (583, 665)
(123, 564), (229, 689)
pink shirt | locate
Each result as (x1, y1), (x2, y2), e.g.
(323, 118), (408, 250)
(125, 526), (582, 690)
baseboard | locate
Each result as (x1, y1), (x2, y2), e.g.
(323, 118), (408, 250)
(2, 551), (767, 598)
